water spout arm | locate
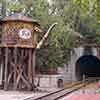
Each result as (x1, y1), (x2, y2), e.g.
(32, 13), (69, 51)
(36, 22), (58, 49)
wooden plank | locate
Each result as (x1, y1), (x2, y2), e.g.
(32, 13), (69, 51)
(7, 49), (13, 85)
(7, 71), (13, 84)
(16, 70), (31, 89)
(1, 48), (5, 87)
(0, 48), (3, 85)
(32, 49), (36, 90)
(13, 47), (17, 90)
(16, 49), (31, 90)
(28, 49), (32, 84)
(16, 64), (31, 89)
(0, 44), (35, 48)
(4, 47), (8, 90)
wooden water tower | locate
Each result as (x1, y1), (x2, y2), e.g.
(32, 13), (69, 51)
(0, 13), (40, 90)
(2, 13), (40, 46)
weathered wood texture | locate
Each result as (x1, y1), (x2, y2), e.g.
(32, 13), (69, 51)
(4, 47), (8, 90)
(0, 13), (39, 91)
(0, 47), (35, 90)
(2, 22), (37, 46)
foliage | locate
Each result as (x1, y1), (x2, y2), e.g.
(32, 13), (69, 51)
(7, 1), (26, 13)
(73, 0), (100, 41)
(21, 0), (73, 72)
(0, 0), (100, 73)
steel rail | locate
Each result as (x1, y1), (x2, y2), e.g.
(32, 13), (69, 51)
(24, 78), (97, 100)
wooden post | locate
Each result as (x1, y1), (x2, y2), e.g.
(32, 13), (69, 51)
(4, 47), (8, 90)
(0, 48), (3, 85)
(2, 48), (5, 87)
(32, 49), (36, 90)
(28, 49), (32, 84)
(13, 47), (17, 90)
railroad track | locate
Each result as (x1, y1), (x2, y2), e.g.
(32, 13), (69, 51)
(24, 78), (98, 100)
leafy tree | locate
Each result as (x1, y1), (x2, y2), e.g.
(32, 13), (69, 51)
(0, 0), (100, 74)
(7, 1), (26, 13)
(73, 0), (100, 42)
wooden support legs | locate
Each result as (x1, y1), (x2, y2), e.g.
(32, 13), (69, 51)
(28, 49), (32, 84)
(32, 50), (36, 89)
(13, 47), (17, 90)
(4, 47), (8, 90)
(1, 47), (36, 91)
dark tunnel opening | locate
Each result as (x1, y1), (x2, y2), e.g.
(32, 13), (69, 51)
(75, 55), (100, 80)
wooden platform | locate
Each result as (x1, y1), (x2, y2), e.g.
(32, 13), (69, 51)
(0, 44), (36, 48)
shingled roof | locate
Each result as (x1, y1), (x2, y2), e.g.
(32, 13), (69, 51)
(1, 13), (40, 25)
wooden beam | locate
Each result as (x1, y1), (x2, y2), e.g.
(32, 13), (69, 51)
(28, 49), (32, 84)
(32, 49), (36, 90)
(13, 47), (17, 90)
(0, 48), (3, 85)
(4, 47), (8, 90)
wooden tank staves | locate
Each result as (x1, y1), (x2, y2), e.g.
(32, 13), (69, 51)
(1, 13), (40, 46)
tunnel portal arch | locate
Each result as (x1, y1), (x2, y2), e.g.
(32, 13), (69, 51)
(75, 55), (100, 80)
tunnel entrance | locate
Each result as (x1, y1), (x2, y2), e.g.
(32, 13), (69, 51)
(75, 55), (100, 80)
